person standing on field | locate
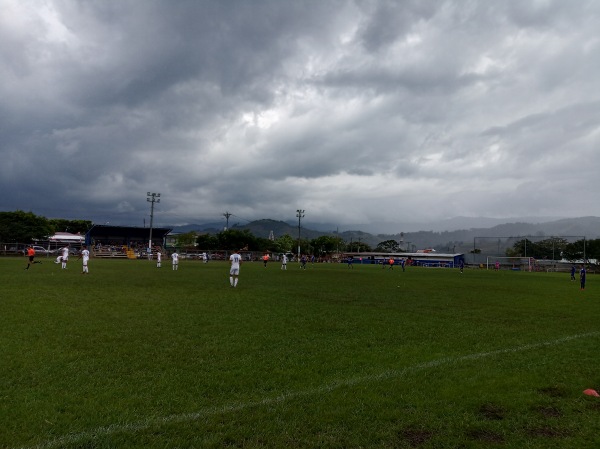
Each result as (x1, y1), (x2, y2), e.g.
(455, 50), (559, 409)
(78, 245), (90, 274)
(570, 264), (576, 281)
(230, 250), (242, 287)
(580, 265), (586, 290)
(60, 245), (70, 269)
(171, 251), (179, 271)
(281, 253), (288, 270)
(156, 250), (162, 268)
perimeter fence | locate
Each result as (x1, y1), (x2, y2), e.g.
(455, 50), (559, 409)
(467, 235), (592, 270)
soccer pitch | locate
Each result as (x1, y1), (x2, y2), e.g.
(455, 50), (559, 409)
(1, 257), (599, 448)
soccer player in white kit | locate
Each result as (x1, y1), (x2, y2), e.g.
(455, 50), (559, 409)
(171, 251), (179, 270)
(229, 250), (242, 287)
(79, 245), (90, 274)
(281, 253), (288, 270)
(60, 245), (70, 269)
(156, 251), (162, 268)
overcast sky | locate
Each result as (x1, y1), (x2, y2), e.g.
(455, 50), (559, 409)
(1, 0), (599, 231)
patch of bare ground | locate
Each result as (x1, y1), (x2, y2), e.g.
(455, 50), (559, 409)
(537, 385), (568, 398)
(534, 405), (562, 418)
(526, 426), (571, 438)
(478, 403), (506, 421)
(398, 428), (434, 447)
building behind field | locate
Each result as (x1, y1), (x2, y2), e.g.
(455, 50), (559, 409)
(343, 251), (465, 267)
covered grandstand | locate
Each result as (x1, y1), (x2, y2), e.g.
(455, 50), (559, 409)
(343, 251), (465, 267)
(85, 225), (172, 248)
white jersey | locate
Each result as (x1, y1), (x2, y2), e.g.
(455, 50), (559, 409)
(62, 247), (70, 259)
(171, 253), (179, 263)
(282, 254), (288, 264)
(81, 249), (90, 261)
(157, 252), (162, 261)
(230, 253), (241, 270)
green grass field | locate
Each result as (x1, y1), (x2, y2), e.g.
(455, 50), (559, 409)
(1, 256), (599, 448)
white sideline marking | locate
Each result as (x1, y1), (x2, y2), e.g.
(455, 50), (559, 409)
(17, 331), (599, 449)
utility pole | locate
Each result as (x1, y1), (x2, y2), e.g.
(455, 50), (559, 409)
(296, 209), (304, 258)
(147, 192), (160, 252)
(223, 211), (232, 231)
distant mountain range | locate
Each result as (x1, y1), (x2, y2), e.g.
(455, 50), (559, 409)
(169, 216), (600, 253)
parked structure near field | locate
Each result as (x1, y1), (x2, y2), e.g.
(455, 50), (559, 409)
(85, 225), (172, 249)
(343, 251), (465, 267)
(49, 232), (85, 243)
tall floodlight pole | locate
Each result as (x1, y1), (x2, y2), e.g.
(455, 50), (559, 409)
(147, 192), (161, 250)
(223, 211), (232, 231)
(296, 209), (304, 258)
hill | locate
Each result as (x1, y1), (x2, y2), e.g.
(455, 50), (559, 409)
(170, 216), (600, 253)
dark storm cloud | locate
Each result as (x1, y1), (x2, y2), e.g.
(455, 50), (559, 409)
(1, 0), (599, 228)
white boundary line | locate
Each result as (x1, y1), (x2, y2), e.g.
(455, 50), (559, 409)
(17, 331), (599, 449)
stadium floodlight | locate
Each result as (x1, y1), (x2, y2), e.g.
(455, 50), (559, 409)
(296, 209), (305, 258)
(223, 211), (232, 231)
(147, 192), (161, 252)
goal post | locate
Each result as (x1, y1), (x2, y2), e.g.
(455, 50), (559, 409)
(486, 256), (534, 271)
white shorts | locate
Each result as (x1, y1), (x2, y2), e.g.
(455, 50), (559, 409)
(230, 267), (240, 276)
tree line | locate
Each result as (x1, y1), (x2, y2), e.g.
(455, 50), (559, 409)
(6, 211), (594, 261)
(178, 229), (372, 256)
(0, 211), (372, 256)
(506, 237), (600, 262)
(0, 211), (91, 243)
(184, 233), (425, 256)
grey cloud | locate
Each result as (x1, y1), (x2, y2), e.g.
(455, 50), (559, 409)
(1, 0), (600, 227)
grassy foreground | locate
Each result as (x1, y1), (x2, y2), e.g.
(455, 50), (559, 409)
(1, 256), (599, 448)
